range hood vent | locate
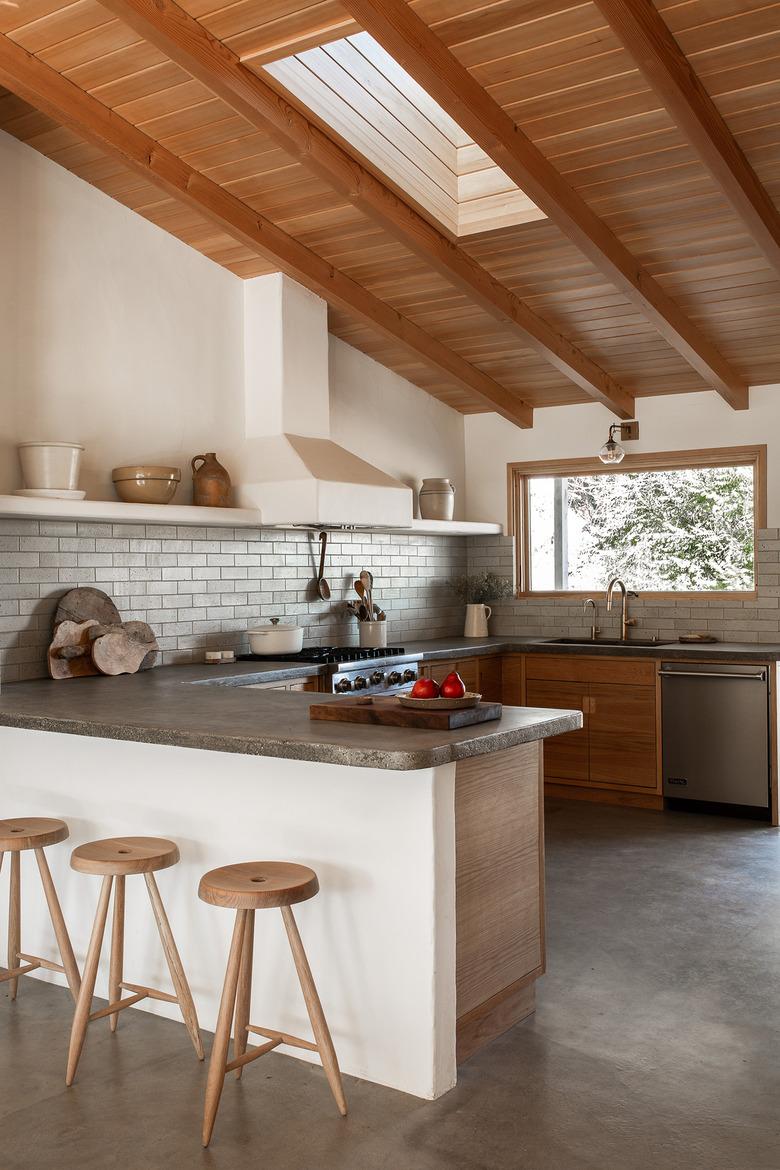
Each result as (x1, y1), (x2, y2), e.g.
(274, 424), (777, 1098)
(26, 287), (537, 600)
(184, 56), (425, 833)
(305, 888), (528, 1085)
(229, 275), (414, 529)
(234, 434), (413, 528)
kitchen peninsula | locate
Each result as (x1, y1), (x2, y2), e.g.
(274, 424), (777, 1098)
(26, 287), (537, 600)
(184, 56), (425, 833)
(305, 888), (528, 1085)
(0, 662), (580, 1099)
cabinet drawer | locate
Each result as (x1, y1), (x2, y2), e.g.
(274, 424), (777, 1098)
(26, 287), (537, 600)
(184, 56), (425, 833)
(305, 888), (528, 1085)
(524, 654), (656, 686)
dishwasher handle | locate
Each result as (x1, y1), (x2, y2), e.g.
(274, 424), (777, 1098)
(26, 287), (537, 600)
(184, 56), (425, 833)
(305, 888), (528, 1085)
(659, 669), (767, 681)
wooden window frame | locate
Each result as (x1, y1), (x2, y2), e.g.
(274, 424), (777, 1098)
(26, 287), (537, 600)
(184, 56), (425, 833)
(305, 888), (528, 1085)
(507, 445), (767, 599)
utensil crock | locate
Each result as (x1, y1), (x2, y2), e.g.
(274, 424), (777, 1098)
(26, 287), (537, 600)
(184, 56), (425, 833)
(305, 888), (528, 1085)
(359, 622), (387, 649)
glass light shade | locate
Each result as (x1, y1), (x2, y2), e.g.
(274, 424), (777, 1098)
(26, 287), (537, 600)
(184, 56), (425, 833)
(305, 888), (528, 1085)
(598, 438), (625, 464)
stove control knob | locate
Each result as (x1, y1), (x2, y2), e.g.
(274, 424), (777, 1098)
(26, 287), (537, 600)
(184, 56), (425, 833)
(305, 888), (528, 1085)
(335, 678), (352, 693)
(370, 670), (385, 686)
(354, 675), (368, 690)
(403, 668), (418, 683)
(387, 671), (402, 686)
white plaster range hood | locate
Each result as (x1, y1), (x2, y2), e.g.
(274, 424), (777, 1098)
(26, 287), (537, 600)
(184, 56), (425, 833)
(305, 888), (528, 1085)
(230, 274), (414, 528)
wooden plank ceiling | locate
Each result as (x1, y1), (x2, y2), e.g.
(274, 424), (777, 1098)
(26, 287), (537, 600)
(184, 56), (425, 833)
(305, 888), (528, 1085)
(0, 0), (778, 425)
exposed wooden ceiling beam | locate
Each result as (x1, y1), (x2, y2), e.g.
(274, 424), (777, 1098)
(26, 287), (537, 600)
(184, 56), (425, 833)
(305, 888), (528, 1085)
(0, 34), (534, 430)
(592, 0), (780, 281)
(339, 0), (750, 413)
(97, 0), (636, 419)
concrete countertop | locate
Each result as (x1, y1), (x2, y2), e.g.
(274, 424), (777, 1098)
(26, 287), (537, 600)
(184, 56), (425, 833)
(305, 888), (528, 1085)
(1, 634), (777, 769)
(0, 665), (580, 770)
(401, 636), (780, 663)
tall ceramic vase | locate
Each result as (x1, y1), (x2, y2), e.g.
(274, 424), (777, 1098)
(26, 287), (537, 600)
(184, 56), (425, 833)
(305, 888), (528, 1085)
(464, 603), (491, 637)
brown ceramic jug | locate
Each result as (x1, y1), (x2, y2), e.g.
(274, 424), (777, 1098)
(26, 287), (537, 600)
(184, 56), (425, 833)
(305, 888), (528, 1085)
(191, 452), (232, 507)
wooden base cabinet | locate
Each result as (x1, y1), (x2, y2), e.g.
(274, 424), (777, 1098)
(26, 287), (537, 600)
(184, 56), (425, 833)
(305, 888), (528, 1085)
(421, 655), (502, 702)
(523, 655), (660, 798)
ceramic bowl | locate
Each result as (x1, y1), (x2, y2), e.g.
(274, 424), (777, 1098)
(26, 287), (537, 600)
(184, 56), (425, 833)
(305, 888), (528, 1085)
(397, 691), (482, 710)
(112, 466), (181, 504)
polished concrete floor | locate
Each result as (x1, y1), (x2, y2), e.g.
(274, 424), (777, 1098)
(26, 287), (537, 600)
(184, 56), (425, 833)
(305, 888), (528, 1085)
(2, 801), (779, 1170)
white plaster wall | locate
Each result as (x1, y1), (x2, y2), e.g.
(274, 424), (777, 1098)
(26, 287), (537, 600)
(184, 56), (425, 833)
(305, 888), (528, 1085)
(465, 386), (780, 527)
(329, 337), (467, 519)
(0, 130), (246, 502)
(1, 131), (467, 511)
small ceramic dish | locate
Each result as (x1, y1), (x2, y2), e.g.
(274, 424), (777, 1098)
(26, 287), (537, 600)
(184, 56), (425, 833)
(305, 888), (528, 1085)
(397, 691), (482, 710)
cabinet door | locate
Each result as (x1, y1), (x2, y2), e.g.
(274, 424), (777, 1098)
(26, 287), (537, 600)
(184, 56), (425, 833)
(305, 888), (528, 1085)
(425, 658), (480, 693)
(525, 679), (588, 782)
(477, 656), (502, 702)
(501, 656), (524, 705)
(588, 683), (657, 789)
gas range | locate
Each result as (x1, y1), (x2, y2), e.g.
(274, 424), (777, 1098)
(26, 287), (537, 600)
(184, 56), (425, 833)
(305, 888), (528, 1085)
(237, 645), (421, 695)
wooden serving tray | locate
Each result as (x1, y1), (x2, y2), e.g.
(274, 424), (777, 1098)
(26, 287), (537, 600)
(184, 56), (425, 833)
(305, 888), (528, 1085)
(309, 695), (503, 730)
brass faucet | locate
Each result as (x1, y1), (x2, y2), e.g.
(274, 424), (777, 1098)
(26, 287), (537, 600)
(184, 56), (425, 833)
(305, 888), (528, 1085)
(583, 598), (599, 641)
(606, 578), (638, 641)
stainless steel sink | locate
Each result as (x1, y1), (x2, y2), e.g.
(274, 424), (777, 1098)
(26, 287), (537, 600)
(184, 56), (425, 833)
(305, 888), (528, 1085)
(545, 637), (675, 647)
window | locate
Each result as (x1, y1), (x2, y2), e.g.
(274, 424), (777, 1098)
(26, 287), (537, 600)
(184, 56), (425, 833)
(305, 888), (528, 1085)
(509, 447), (765, 596)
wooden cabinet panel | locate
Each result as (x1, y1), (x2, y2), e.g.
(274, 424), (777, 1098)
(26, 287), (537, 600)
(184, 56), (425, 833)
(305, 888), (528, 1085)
(525, 679), (589, 782)
(502, 655), (524, 705)
(588, 683), (657, 789)
(525, 654), (656, 686)
(478, 655), (502, 702)
(287, 677), (321, 692)
(455, 742), (543, 1021)
(424, 657), (479, 693)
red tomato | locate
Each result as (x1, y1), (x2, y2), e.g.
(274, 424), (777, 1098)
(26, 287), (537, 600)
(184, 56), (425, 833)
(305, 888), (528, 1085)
(440, 673), (466, 698)
(411, 677), (440, 699)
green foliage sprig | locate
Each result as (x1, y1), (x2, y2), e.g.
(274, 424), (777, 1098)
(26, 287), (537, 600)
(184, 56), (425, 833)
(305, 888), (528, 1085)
(450, 572), (513, 605)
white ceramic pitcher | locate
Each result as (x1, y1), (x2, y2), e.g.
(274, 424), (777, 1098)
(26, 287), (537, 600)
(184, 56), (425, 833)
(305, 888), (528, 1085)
(464, 603), (491, 638)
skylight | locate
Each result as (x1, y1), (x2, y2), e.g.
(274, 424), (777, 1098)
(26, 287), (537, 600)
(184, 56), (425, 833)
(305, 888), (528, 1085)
(263, 32), (546, 238)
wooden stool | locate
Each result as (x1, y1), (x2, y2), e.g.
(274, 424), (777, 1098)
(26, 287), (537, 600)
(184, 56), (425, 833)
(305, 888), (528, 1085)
(198, 861), (347, 1148)
(0, 817), (81, 1003)
(66, 836), (203, 1086)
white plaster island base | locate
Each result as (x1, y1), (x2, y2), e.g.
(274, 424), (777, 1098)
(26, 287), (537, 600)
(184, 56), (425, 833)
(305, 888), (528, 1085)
(0, 675), (579, 1099)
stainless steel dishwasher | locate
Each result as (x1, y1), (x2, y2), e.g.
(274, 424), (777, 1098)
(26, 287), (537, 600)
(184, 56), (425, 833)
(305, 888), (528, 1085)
(661, 661), (771, 814)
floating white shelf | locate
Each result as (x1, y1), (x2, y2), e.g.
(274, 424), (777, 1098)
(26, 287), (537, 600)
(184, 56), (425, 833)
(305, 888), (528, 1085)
(0, 496), (504, 536)
(0, 495), (263, 527)
(405, 518), (504, 536)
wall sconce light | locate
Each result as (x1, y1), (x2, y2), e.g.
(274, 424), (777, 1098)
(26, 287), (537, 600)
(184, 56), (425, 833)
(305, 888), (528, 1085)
(598, 420), (639, 465)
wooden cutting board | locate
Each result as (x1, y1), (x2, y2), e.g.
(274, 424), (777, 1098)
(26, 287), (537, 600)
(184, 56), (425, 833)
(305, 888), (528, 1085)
(309, 695), (502, 730)
(54, 587), (122, 628)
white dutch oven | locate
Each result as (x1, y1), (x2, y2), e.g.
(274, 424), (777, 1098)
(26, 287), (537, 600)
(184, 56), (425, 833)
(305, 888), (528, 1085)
(247, 619), (303, 656)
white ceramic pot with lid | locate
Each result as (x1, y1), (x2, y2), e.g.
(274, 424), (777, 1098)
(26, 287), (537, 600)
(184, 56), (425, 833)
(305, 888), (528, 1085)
(247, 618), (303, 656)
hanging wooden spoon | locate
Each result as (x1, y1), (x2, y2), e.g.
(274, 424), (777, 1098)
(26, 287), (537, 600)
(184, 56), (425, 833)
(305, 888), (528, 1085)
(316, 531), (331, 601)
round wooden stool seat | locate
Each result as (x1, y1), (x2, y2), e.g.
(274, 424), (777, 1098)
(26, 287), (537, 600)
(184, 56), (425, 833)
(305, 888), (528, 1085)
(71, 836), (180, 876)
(198, 862), (319, 909)
(0, 817), (69, 852)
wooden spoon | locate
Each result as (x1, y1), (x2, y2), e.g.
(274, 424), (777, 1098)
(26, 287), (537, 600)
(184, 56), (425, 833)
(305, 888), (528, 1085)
(359, 570), (373, 620)
(316, 531), (331, 601)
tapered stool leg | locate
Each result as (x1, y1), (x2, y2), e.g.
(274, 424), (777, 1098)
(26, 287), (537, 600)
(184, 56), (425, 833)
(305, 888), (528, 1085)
(8, 853), (20, 1001)
(108, 875), (125, 1031)
(34, 848), (81, 1002)
(66, 875), (112, 1086)
(233, 909), (255, 1079)
(202, 910), (247, 1148)
(281, 906), (347, 1116)
(144, 873), (203, 1060)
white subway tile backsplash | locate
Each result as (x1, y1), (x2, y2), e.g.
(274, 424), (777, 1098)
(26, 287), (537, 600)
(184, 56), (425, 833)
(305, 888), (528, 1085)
(0, 522), (468, 680)
(7, 521), (775, 684)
